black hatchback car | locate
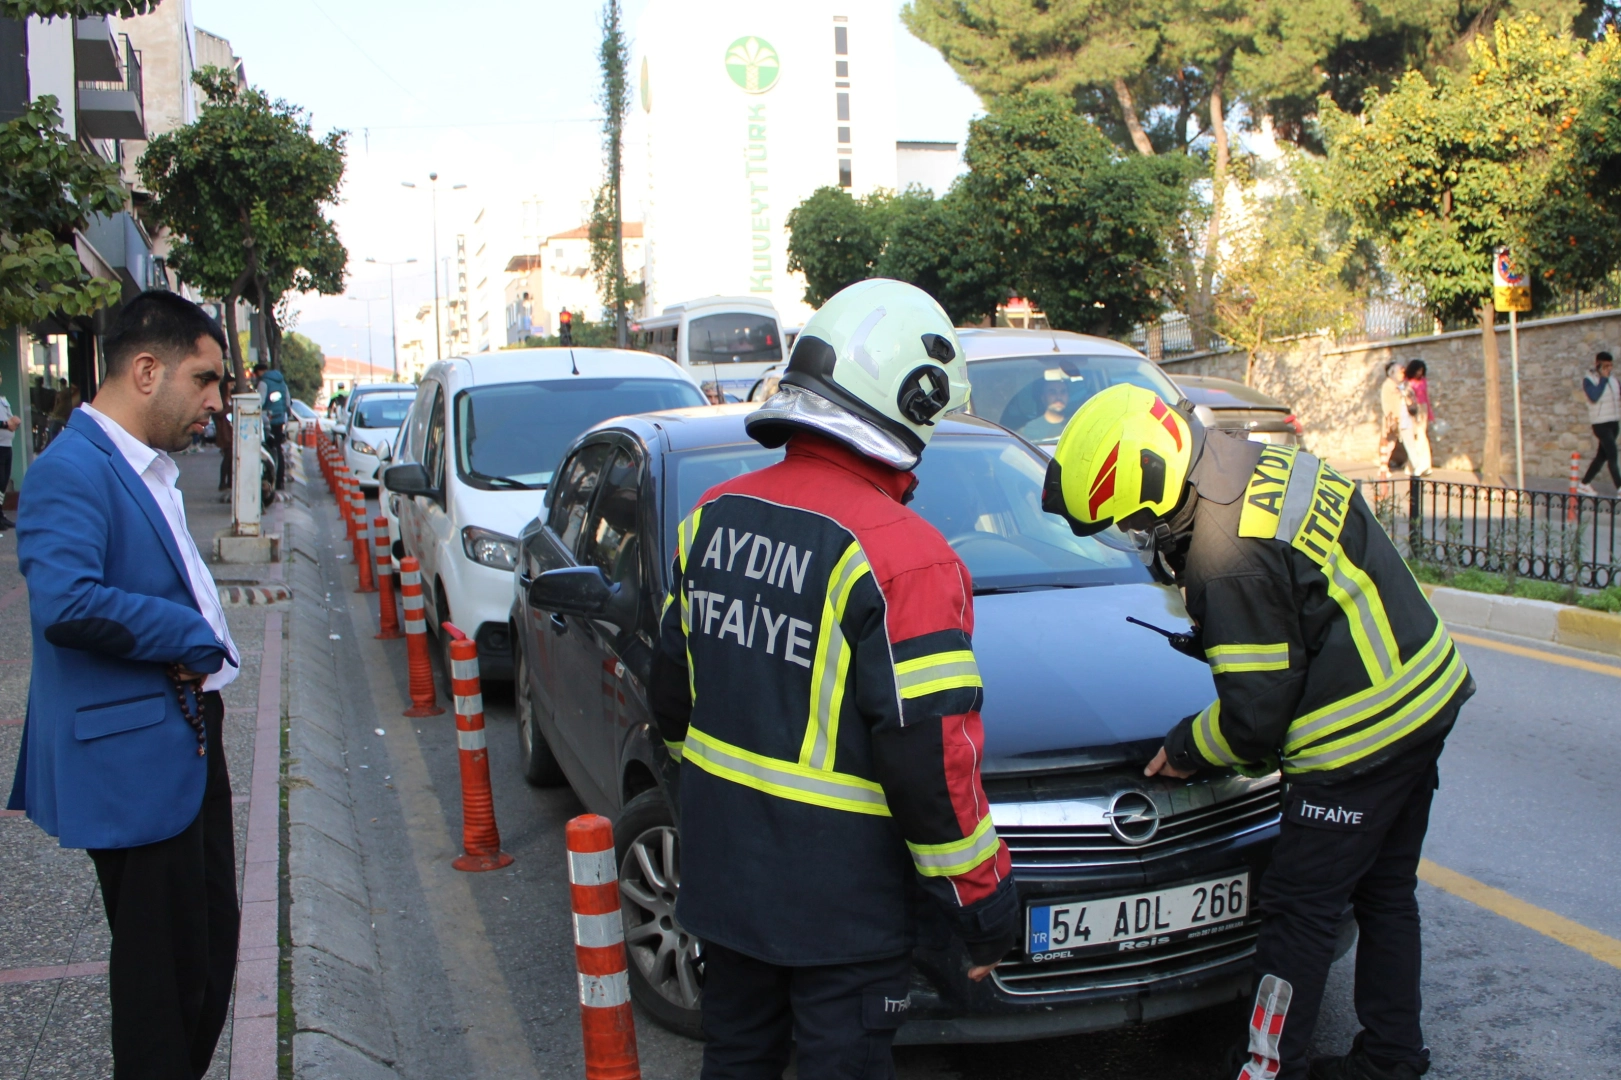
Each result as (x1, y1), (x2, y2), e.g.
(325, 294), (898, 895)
(510, 406), (1316, 1043)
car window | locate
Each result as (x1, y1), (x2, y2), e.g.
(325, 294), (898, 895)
(664, 434), (1147, 592)
(405, 385), (433, 462)
(354, 396), (413, 429)
(549, 442), (614, 554)
(965, 355), (1181, 444)
(687, 312), (782, 365)
(421, 385), (447, 490)
(454, 377), (705, 490)
(579, 448), (644, 623)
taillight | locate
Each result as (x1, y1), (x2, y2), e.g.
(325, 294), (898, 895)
(1285, 414), (1304, 435)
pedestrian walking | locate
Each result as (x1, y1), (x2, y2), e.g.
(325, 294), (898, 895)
(1578, 349), (1620, 496)
(650, 280), (1018, 1079)
(1044, 386), (1473, 1080)
(0, 388), (20, 531)
(1401, 359), (1433, 477)
(253, 360), (289, 490)
(7, 290), (241, 1080)
(1375, 362), (1409, 480)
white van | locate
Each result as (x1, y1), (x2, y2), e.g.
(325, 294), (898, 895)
(629, 296), (786, 404)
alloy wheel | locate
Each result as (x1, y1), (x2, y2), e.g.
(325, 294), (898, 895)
(619, 825), (702, 1011)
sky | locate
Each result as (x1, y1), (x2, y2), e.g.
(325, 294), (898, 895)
(189, 0), (985, 363)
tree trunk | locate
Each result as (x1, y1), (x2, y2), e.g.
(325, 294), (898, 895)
(1194, 75), (1229, 350)
(1114, 78), (1154, 156)
(221, 285), (249, 392)
(1478, 301), (1503, 486)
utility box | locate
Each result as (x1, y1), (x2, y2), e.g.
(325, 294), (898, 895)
(215, 391), (276, 563)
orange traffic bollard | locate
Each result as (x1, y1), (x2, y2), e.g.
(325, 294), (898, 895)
(567, 814), (640, 1080)
(399, 557), (444, 717)
(446, 624), (513, 873)
(374, 517), (403, 639)
(351, 486), (376, 593)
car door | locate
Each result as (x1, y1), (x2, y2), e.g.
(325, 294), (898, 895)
(416, 383), (452, 619)
(572, 441), (655, 811)
(521, 439), (616, 810)
(397, 382), (439, 570)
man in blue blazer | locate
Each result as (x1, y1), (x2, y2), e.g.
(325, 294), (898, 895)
(9, 291), (240, 1079)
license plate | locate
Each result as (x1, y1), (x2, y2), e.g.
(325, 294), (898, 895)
(1025, 873), (1251, 959)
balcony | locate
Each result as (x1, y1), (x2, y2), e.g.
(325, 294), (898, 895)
(73, 17), (124, 82)
(77, 33), (143, 140)
(80, 211), (157, 295)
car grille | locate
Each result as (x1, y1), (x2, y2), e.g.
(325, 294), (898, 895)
(992, 926), (1259, 996)
(998, 783), (1282, 873)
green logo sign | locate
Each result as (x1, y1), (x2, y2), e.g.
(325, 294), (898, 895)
(725, 36), (780, 94)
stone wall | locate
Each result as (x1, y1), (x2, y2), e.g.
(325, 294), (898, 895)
(1161, 309), (1621, 480)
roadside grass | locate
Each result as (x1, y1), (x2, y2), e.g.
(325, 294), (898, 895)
(1406, 559), (1603, 606)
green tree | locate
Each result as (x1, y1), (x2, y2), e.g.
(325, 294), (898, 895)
(1321, 15), (1600, 484)
(279, 331), (324, 405)
(589, 0), (633, 347)
(0, 97), (125, 326)
(0, 0), (157, 17)
(139, 69), (347, 389)
(874, 188), (1008, 326)
(784, 187), (891, 307)
(516, 317), (616, 349)
(960, 90), (1194, 334)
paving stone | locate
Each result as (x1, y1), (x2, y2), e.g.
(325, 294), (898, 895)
(291, 946), (394, 1065)
(290, 874), (378, 974)
(288, 783), (358, 854)
(289, 822), (366, 903)
(294, 1030), (401, 1080)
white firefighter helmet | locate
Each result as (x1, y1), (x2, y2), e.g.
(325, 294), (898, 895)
(745, 279), (969, 470)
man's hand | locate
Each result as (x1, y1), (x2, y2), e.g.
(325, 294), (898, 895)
(169, 663), (207, 683)
(1145, 746), (1196, 779)
(967, 963), (998, 982)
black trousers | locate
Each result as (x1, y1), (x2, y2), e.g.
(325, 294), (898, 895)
(0, 444), (12, 516)
(264, 422), (287, 490)
(88, 692), (239, 1080)
(1585, 421), (1621, 486)
(700, 942), (912, 1080)
(1246, 738), (1444, 1080)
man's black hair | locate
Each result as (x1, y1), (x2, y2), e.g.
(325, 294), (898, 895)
(103, 290), (229, 380)
(1599, 351), (1614, 365)
(1404, 359), (1427, 379)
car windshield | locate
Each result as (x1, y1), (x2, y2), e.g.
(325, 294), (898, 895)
(663, 434), (1148, 592)
(687, 312), (783, 365)
(353, 396), (412, 429)
(456, 377), (707, 490)
(289, 400), (317, 420)
(966, 354), (1181, 445)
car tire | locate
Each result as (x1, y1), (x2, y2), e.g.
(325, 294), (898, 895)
(614, 790), (703, 1039)
(514, 648), (566, 787)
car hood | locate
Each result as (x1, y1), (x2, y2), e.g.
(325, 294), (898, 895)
(973, 582), (1216, 775)
(453, 483), (549, 543)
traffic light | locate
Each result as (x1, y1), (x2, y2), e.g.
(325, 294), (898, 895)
(558, 308), (573, 347)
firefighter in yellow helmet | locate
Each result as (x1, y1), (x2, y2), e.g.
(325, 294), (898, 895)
(1042, 384), (1472, 1080)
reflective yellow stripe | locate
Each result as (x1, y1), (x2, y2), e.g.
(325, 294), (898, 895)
(801, 543), (871, 771)
(906, 813), (1001, 877)
(664, 738), (685, 762)
(1289, 466), (1357, 565)
(1284, 622), (1451, 753)
(1236, 445), (1300, 540)
(1191, 699), (1245, 767)
(1206, 642), (1290, 674)
(675, 508), (702, 701)
(894, 650), (983, 699)
(1285, 649), (1466, 773)
(677, 507), (703, 573)
(685, 726), (892, 817)
(1324, 548), (1399, 682)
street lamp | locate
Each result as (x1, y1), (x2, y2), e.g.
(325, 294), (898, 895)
(364, 255), (417, 381)
(401, 173), (467, 360)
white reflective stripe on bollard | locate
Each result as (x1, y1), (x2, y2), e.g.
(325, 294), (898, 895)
(454, 694), (483, 717)
(568, 848), (617, 886)
(401, 570), (421, 588)
(451, 658), (480, 680)
(578, 971), (631, 1009)
(572, 910), (625, 949)
(457, 728), (487, 752)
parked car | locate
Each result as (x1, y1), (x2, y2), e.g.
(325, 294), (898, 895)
(1172, 374), (1303, 447)
(512, 404), (1332, 1042)
(331, 382), (399, 443)
(384, 349), (707, 680)
(343, 389), (415, 491)
(288, 398), (322, 441)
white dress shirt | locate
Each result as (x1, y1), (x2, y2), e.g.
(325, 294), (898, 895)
(81, 404), (239, 691)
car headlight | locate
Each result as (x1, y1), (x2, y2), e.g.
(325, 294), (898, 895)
(461, 526), (518, 571)
(350, 438), (379, 457)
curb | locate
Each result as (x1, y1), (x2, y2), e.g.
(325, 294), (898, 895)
(1423, 584), (1621, 658)
(283, 495), (403, 1079)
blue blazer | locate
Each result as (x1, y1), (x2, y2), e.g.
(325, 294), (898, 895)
(7, 410), (233, 849)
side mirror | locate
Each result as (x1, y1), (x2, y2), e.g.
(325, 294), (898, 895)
(528, 566), (617, 618)
(383, 462), (436, 498)
(377, 441), (393, 464)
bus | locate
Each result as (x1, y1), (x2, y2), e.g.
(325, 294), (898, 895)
(629, 296), (786, 403)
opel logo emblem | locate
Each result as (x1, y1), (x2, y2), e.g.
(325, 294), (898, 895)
(1105, 790), (1161, 846)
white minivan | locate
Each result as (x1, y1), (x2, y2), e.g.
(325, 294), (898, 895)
(383, 349), (707, 679)
(629, 295), (786, 404)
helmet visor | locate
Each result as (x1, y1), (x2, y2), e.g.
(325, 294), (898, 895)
(1093, 524), (1157, 560)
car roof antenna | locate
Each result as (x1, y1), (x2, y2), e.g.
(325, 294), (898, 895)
(570, 349), (579, 376)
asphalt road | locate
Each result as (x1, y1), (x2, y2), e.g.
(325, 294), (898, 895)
(340, 496), (1621, 1078)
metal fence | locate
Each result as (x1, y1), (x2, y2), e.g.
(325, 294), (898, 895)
(1361, 475), (1621, 588)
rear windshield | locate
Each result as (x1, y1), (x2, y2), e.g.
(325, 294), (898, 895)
(966, 354), (1181, 445)
(687, 312), (783, 366)
(353, 396), (413, 429)
(455, 377), (706, 490)
(664, 435), (1148, 593)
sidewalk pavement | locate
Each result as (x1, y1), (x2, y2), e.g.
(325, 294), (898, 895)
(0, 443), (288, 1080)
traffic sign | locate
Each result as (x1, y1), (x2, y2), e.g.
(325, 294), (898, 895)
(1494, 248), (1531, 313)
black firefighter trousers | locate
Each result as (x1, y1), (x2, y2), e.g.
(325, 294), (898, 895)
(88, 693), (239, 1080)
(1248, 737), (1445, 1080)
(700, 941), (912, 1080)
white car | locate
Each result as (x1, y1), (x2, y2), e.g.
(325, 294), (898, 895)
(343, 388), (414, 491)
(383, 349), (707, 680)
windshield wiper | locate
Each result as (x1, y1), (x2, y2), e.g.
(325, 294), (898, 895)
(470, 472), (533, 490)
(972, 582), (1097, 596)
